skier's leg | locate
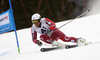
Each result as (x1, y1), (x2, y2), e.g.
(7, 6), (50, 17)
(40, 35), (63, 46)
(52, 29), (78, 43)
(60, 36), (77, 43)
(56, 30), (88, 45)
(48, 30), (77, 47)
(40, 35), (53, 44)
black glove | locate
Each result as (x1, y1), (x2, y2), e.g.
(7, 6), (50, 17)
(36, 40), (42, 46)
(47, 29), (53, 36)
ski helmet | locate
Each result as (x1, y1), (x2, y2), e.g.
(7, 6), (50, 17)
(31, 13), (41, 24)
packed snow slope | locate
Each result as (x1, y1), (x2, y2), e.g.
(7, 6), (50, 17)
(0, 14), (100, 60)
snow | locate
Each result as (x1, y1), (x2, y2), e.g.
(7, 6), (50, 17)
(0, 14), (100, 60)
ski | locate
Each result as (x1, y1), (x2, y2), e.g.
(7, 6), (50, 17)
(40, 42), (92, 52)
(40, 44), (78, 52)
(40, 46), (62, 52)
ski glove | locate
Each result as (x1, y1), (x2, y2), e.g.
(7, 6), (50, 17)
(36, 40), (42, 46)
(47, 29), (53, 36)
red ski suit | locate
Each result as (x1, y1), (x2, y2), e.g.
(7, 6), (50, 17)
(31, 18), (77, 44)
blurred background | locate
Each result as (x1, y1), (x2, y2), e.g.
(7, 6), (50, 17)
(0, 0), (98, 30)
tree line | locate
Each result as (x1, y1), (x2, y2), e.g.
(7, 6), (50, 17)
(0, 0), (88, 30)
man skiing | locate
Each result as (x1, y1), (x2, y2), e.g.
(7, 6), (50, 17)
(31, 13), (88, 47)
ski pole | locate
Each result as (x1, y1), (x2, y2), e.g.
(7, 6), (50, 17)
(53, 10), (90, 32)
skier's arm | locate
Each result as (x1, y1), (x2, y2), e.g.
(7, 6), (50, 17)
(45, 18), (56, 30)
(31, 28), (42, 46)
(31, 30), (37, 44)
(45, 18), (56, 36)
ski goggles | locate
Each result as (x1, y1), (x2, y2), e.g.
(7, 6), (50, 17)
(32, 20), (39, 24)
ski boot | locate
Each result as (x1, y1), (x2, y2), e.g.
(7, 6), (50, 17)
(51, 41), (65, 47)
(77, 37), (89, 46)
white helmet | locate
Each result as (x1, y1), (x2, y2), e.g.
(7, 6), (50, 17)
(31, 13), (41, 21)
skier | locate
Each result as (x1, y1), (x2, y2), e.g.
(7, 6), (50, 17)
(31, 13), (88, 47)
